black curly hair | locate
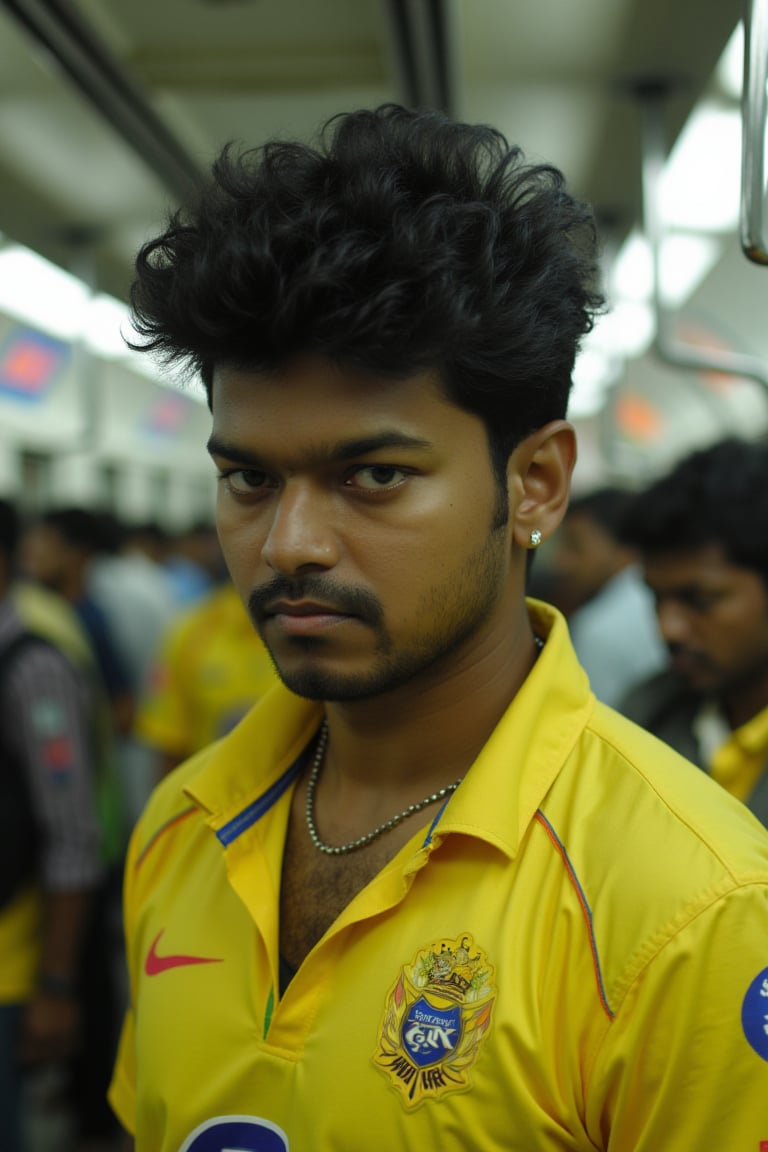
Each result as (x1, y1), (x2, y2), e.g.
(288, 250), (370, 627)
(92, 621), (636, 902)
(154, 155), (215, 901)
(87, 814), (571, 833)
(129, 104), (603, 473)
(620, 438), (768, 584)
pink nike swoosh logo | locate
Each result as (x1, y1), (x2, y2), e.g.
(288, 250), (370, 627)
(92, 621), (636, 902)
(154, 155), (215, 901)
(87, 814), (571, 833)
(144, 930), (223, 976)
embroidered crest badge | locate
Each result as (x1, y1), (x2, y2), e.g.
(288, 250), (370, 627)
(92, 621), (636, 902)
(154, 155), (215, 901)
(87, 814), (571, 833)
(373, 933), (496, 1108)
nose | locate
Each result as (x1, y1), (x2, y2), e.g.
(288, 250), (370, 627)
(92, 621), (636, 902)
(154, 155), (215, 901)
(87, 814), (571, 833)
(261, 480), (339, 576)
(655, 597), (691, 646)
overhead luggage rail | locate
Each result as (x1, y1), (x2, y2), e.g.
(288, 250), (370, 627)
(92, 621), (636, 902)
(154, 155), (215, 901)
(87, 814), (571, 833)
(1, 0), (204, 203)
(639, 81), (768, 392)
(741, 0), (768, 263)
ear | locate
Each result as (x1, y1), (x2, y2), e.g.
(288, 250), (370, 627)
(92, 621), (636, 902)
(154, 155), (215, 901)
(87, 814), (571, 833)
(508, 420), (577, 551)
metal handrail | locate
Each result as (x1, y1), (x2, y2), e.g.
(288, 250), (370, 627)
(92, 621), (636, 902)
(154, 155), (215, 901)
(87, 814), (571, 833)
(639, 90), (768, 390)
(2, 0), (203, 204)
(741, 0), (768, 263)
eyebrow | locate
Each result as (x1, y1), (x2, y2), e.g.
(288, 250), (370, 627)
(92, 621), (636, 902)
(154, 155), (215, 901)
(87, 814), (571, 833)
(649, 582), (722, 598)
(206, 430), (433, 465)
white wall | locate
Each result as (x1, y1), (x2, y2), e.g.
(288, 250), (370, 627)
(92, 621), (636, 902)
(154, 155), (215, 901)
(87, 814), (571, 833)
(0, 312), (215, 526)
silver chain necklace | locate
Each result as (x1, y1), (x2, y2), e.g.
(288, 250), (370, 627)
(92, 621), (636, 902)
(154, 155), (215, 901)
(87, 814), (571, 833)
(305, 635), (544, 855)
(305, 722), (462, 855)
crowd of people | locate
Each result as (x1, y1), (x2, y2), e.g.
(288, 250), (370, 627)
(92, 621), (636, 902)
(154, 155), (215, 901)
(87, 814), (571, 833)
(0, 505), (274, 1151)
(543, 436), (768, 827)
(1, 101), (768, 1151)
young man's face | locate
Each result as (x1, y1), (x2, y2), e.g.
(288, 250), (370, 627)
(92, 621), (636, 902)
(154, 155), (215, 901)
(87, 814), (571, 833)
(643, 544), (768, 700)
(208, 356), (520, 702)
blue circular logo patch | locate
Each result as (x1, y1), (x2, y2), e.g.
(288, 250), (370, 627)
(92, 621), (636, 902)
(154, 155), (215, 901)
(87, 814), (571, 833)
(741, 966), (768, 1061)
(179, 1115), (289, 1152)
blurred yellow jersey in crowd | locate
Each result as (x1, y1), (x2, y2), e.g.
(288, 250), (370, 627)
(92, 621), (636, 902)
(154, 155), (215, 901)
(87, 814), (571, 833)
(136, 582), (277, 763)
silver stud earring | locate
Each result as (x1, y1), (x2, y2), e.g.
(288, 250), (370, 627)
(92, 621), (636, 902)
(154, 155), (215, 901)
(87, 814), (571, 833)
(529, 529), (542, 548)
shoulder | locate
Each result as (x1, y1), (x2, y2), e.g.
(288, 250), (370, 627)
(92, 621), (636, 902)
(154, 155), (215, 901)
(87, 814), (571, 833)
(581, 702), (763, 869)
(0, 627), (76, 687)
(128, 686), (317, 871)
(135, 740), (217, 820)
(125, 744), (217, 882)
(544, 705), (768, 1005)
(12, 582), (94, 668)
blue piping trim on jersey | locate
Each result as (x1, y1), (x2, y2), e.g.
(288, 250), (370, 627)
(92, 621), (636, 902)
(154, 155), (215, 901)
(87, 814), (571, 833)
(216, 758), (302, 846)
(421, 796), (452, 847)
(535, 808), (614, 1019)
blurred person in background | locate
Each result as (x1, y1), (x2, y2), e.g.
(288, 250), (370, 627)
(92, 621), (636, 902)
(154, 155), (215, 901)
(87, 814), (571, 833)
(86, 515), (177, 702)
(83, 515), (178, 830)
(120, 521), (210, 608)
(548, 487), (666, 706)
(161, 521), (223, 608)
(0, 499), (104, 1152)
(18, 507), (132, 1149)
(136, 576), (277, 777)
(619, 437), (768, 826)
(20, 509), (135, 739)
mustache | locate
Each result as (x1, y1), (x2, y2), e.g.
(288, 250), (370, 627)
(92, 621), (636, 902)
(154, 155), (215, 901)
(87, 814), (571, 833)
(666, 643), (713, 668)
(248, 575), (383, 625)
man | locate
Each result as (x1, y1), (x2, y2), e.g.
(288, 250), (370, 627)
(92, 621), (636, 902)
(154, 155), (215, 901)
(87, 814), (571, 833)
(619, 437), (768, 826)
(549, 488), (666, 706)
(18, 506), (133, 1147)
(0, 500), (103, 1151)
(81, 513), (179, 832)
(20, 507), (135, 739)
(109, 106), (768, 1151)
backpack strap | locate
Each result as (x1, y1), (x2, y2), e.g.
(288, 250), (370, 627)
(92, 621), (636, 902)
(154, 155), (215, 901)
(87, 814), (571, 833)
(0, 631), (55, 908)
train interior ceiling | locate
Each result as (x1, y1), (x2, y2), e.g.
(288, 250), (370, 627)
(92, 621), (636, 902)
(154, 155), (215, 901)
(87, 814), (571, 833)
(0, 0), (766, 527)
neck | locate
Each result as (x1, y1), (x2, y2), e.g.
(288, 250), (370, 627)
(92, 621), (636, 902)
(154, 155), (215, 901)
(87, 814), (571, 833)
(721, 673), (768, 730)
(61, 562), (89, 603)
(321, 607), (540, 793)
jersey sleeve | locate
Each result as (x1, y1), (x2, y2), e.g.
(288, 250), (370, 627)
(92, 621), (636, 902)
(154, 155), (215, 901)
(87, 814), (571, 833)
(3, 641), (103, 890)
(587, 880), (768, 1149)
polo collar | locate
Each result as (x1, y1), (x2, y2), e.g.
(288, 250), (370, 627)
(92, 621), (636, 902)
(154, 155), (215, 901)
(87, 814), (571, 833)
(431, 599), (593, 859)
(183, 600), (593, 859)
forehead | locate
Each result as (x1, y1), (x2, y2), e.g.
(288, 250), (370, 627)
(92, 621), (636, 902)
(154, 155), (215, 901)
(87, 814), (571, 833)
(28, 523), (67, 549)
(210, 356), (472, 441)
(642, 543), (745, 588)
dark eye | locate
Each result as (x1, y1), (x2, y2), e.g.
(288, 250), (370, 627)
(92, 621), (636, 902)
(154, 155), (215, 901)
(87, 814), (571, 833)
(686, 592), (720, 612)
(219, 469), (275, 496)
(347, 465), (408, 491)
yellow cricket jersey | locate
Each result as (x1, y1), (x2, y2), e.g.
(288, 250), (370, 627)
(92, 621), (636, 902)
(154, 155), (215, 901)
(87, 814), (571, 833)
(699, 699), (768, 804)
(136, 583), (277, 757)
(110, 601), (768, 1151)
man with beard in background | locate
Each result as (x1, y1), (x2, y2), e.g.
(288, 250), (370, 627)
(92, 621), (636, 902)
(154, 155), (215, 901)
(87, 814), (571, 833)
(620, 437), (768, 826)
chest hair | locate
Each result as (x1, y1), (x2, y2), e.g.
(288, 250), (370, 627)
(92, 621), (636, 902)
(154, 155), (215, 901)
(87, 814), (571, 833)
(279, 794), (420, 971)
